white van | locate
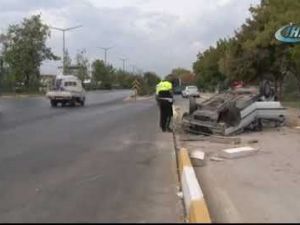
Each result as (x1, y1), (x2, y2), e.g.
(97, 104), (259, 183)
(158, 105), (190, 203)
(46, 75), (86, 107)
(181, 85), (200, 98)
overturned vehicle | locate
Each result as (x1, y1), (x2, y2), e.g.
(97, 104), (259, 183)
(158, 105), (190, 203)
(182, 81), (287, 136)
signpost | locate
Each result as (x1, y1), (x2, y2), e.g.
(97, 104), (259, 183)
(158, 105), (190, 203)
(132, 79), (141, 101)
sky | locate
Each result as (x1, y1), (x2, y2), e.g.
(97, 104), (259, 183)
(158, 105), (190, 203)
(0, 0), (260, 77)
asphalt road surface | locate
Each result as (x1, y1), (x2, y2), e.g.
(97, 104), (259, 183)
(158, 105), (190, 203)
(0, 91), (182, 222)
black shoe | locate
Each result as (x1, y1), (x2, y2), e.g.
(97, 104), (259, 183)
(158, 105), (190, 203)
(167, 127), (172, 132)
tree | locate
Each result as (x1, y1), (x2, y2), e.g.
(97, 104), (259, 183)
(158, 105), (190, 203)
(193, 44), (227, 91)
(91, 59), (114, 89)
(192, 0), (300, 98)
(144, 72), (160, 88)
(2, 14), (58, 91)
(75, 49), (89, 83)
(142, 71), (161, 95)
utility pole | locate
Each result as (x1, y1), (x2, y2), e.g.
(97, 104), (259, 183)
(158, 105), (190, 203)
(50, 25), (82, 75)
(119, 58), (127, 72)
(130, 64), (136, 74)
(98, 46), (113, 65)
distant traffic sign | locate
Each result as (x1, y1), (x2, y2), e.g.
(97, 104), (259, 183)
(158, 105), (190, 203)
(132, 79), (141, 100)
(132, 79), (141, 90)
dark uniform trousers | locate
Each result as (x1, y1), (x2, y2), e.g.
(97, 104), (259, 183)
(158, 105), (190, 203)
(157, 90), (173, 132)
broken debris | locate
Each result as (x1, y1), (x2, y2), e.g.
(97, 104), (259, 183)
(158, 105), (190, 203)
(190, 150), (206, 167)
(219, 146), (259, 159)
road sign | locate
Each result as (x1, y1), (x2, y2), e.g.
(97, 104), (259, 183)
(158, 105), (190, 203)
(132, 79), (141, 88)
(132, 79), (141, 101)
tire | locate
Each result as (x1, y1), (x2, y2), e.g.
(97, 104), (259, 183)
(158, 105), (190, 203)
(189, 97), (198, 114)
(50, 100), (57, 107)
(70, 99), (76, 107)
(260, 80), (272, 99)
(80, 98), (85, 106)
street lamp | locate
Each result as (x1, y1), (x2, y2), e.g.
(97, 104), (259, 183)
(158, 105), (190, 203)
(130, 64), (136, 74)
(98, 46), (113, 65)
(119, 57), (128, 72)
(50, 25), (82, 75)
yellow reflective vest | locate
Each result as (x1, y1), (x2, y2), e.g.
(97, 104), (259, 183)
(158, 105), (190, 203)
(156, 81), (173, 95)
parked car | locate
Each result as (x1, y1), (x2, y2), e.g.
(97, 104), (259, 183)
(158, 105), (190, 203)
(46, 75), (86, 107)
(181, 85), (200, 98)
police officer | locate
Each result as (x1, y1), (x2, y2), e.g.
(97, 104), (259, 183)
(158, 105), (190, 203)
(156, 79), (173, 132)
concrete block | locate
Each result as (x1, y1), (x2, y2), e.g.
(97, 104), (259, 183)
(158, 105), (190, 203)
(210, 156), (224, 162)
(209, 136), (241, 145)
(219, 146), (259, 159)
(190, 150), (206, 167)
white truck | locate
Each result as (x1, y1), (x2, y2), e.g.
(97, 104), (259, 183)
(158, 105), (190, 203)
(46, 75), (86, 107)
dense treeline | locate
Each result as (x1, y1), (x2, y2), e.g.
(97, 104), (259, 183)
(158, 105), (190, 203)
(193, 0), (300, 99)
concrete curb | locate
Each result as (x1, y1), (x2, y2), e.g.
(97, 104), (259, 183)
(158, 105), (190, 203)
(178, 148), (211, 223)
(172, 105), (211, 223)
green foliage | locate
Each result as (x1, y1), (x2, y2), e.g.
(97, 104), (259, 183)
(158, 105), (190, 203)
(165, 68), (195, 87)
(193, 43), (227, 91)
(91, 59), (115, 89)
(75, 49), (89, 83)
(192, 0), (300, 98)
(2, 14), (58, 91)
(140, 72), (160, 95)
(144, 72), (160, 89)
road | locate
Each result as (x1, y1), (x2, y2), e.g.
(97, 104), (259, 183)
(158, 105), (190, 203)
(0, 90), (182, 222)
(174, 95), (300, 223)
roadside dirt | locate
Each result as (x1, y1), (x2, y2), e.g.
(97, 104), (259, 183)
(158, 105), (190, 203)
(174, 96), (300, 223)
(286, 107), (300, 127)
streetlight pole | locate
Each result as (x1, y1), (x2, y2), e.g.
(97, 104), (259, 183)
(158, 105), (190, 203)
(98, 46), (113, 65)
(50, 25), (82, 75)
(119, 58), (127, 72)
(130, 64), (136, 74)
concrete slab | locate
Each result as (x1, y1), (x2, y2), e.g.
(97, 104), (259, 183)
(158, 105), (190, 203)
(210, 156), (225, 162)
(219, 146), (259, 159)
(190, 150), (206, 167)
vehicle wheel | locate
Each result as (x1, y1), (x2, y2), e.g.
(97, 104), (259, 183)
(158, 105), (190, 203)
(80, 98), (85, 106)
(50, 100), (57, 107)
(70, 100), (76, 107)
(260, 80), (272, 99)
(189, 97), (198, 114)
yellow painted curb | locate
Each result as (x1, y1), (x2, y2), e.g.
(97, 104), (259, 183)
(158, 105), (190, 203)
(189, 199), (211, 223)
(179, 148), (192, 174)
(178, 147), (211, 223)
